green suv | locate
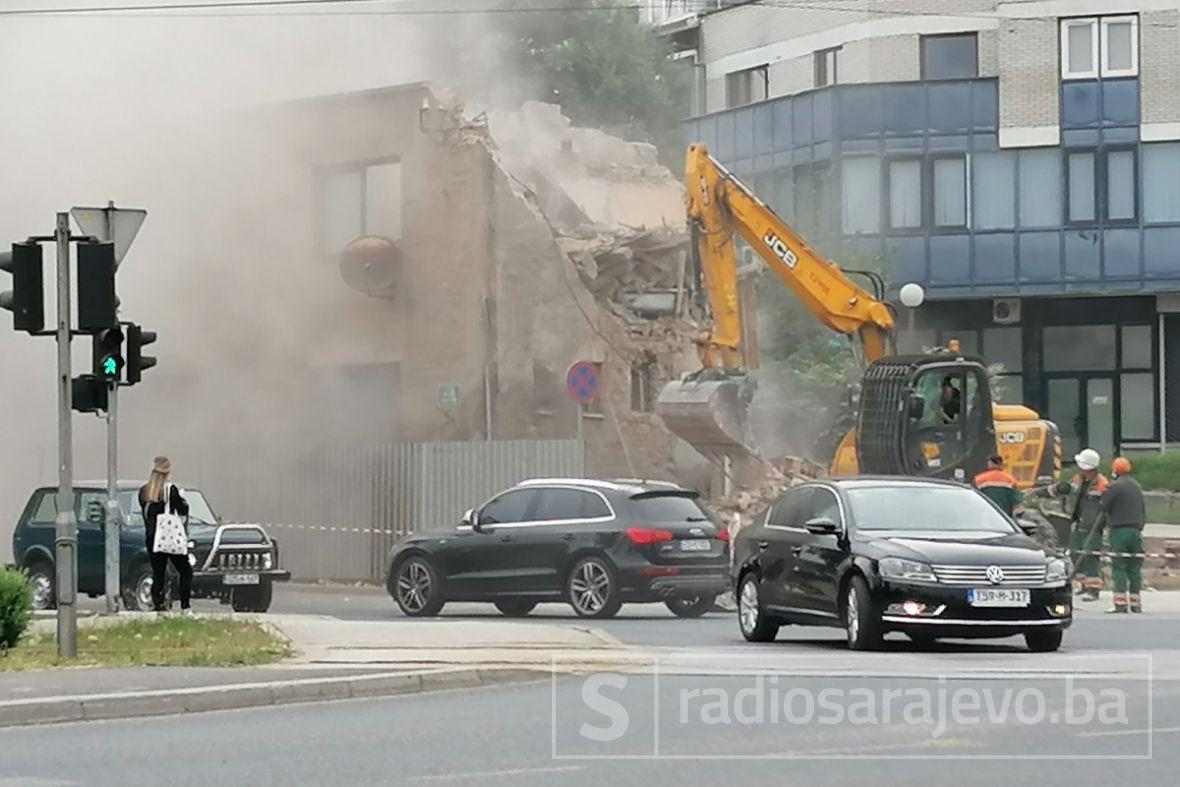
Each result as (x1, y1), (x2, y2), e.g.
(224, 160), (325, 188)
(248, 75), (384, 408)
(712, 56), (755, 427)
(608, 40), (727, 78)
(9, 483), (290, 612)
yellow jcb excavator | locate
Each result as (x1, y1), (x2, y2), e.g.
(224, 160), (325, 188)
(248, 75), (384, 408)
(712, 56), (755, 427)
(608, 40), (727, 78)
(657, 144), (1060, 488)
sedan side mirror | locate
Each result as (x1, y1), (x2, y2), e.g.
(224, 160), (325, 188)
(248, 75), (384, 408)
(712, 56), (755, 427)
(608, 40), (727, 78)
(804, 517), (839, 535)
(1017, 520), (1038, 537)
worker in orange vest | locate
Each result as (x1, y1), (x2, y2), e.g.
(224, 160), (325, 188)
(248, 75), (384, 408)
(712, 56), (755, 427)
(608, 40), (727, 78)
(974, 454), (1023, 518)
(1052, 448), (1109, 602)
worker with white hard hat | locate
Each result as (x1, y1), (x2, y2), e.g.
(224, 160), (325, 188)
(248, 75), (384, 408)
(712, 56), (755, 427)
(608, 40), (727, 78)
(1050, 448), (1109, 601)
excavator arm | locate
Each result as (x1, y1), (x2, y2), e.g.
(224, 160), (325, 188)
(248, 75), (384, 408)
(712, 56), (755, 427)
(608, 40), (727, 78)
(658, 145), (896, 461)
(685, 144), (896, 367)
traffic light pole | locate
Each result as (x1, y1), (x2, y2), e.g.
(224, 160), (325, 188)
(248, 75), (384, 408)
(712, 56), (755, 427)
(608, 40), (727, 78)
(53, 212), (77, 658)
(104, 384), (120, 613)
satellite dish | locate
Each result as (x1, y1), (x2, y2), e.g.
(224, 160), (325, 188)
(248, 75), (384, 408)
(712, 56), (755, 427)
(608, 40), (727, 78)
(340, 235), (400, 296)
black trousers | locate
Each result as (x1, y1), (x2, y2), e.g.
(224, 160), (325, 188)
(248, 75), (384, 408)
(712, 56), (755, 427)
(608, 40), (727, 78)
(150, 551), (193, 610)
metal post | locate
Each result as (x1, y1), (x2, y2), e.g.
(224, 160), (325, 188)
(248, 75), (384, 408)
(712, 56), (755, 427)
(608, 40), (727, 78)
(1160, 313), (1167, 455)
(53, 212), (77, 658)
(104, 383), (120, 612)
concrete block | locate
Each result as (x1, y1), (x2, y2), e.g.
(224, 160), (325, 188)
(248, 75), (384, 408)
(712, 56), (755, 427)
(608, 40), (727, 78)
(272, 678), (355, 705)
(418, 669), (483, 691)
(347, 673), (423, 698)
(182, 685), (274, 713)
(81, 693), (189, 721)
(0, 700), (84, 728)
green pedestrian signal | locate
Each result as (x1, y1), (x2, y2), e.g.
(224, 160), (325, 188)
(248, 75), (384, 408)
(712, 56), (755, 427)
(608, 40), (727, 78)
(92, 326), (124, 383)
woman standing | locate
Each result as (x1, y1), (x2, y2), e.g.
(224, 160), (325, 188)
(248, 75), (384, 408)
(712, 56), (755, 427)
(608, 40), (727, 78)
(138, 456), (193, 614)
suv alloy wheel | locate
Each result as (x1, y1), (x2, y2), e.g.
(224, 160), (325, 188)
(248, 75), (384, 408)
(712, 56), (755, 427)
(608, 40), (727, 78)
(394, 556), (445, 617)
(567, 556), (622, 618)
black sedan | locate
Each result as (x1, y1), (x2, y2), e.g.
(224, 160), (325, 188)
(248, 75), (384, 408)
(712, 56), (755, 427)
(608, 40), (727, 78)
(386, 478), (730, 619)
(733, 477), (1072, 652)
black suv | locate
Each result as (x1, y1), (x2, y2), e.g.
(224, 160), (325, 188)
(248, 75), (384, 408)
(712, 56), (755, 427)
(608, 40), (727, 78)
(386, 478), (730, 619)
(10, 483), (290, 612)
(733, 477), (1072, 652)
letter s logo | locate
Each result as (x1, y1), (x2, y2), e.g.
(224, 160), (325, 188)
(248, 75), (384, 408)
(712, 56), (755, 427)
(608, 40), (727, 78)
(579, 673), (630, 742)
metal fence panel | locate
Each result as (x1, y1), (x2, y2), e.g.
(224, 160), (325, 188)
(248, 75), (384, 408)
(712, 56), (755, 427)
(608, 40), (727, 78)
(201, 439), (582, 582)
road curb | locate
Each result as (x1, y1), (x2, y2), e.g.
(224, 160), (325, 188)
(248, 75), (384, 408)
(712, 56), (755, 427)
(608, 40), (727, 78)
(0, 666), (546, 729)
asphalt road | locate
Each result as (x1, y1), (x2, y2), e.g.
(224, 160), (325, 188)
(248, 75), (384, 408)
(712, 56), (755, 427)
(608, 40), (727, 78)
(75, 582), (1180, 653)
(261, 583), (1180, 653)
(1, 674), (1175, 786)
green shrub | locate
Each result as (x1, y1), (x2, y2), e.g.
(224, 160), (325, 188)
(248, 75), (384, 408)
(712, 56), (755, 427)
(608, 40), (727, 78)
(0, 568), (34, 650)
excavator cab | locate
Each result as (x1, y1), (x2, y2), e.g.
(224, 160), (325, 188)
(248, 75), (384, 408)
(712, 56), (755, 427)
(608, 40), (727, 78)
(858, 354), (995, 482)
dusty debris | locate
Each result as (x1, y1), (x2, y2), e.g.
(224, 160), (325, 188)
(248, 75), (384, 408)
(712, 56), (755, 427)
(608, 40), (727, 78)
(714, 455), (826, 527)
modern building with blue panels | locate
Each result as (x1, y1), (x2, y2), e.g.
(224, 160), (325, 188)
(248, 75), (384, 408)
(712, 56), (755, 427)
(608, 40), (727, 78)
(676, 2), (1180, 459)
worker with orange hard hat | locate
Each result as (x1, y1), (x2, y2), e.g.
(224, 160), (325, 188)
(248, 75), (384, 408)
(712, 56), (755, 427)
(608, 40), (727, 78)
(1100, 456), (1146, 613)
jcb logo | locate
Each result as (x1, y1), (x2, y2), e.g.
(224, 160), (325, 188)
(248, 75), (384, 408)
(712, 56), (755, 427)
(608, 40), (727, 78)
(762, 231), (799, 268)
(998, 432), (1025, 444)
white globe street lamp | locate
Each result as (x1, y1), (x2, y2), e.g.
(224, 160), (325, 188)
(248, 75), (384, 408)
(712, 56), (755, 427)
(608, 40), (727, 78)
(899, 282), (926, 309)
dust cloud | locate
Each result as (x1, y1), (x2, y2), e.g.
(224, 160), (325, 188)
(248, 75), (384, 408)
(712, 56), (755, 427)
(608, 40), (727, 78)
(0, 2), (534, 558)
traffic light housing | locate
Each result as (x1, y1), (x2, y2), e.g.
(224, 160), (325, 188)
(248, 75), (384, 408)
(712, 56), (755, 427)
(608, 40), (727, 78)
(0, 242), (45, 333)
(92, 326), (125, 382)
(125, 323), (157, 385)
(76, 241), (117, 331)
(71, 375), (109, 413)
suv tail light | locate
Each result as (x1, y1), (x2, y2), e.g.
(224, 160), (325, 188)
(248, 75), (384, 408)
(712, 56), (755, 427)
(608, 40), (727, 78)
(626, 527), (673, 545)
(715, 527), (730, 543)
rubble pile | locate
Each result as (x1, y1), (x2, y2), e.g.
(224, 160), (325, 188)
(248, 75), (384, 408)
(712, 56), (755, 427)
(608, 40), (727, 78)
(557, 227), (688, 307)
(714, 455), (826, 528)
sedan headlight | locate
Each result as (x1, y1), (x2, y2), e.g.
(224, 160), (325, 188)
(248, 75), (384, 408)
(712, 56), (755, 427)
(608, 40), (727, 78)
(878, 557), (938, 583)
(1046, 557), (1069, 583)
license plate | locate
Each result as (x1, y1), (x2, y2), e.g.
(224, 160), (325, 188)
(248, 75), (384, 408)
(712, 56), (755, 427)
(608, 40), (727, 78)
(968, 588), (1030, 607)
(680, 539), (712, 552)
(222, 573), (260, 586)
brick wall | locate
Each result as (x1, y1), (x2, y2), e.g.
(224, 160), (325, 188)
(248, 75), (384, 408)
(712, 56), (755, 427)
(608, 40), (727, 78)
(996, 18), (1060, 134)
(1141, 9), (1180, 126)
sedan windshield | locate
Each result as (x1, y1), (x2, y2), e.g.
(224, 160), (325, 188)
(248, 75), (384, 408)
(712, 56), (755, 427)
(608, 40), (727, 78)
(847, 486), (1016, 533)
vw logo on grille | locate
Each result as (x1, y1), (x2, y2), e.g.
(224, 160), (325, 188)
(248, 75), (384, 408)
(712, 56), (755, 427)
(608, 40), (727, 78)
(985, 565), (1006, 585)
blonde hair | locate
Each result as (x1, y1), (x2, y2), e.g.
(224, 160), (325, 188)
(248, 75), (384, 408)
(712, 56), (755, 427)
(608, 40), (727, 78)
(145, 460), (171, 503)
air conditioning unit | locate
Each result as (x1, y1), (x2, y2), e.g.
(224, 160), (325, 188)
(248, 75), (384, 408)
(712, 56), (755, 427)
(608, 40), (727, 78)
(992, 298), (1021, 325)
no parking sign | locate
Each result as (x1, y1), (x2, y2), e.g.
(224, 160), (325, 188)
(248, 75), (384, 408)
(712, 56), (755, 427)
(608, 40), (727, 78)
(565, 361), (599, 404)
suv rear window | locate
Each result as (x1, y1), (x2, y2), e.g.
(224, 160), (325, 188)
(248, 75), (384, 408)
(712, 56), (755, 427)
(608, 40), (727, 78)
(629, 494), (717, 524)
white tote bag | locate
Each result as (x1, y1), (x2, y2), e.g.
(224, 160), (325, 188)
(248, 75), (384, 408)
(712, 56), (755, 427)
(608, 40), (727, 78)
(151, 483), (188, 556)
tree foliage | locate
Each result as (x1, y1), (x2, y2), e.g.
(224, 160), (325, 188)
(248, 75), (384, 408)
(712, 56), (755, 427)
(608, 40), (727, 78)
(464, 2), (693, 166)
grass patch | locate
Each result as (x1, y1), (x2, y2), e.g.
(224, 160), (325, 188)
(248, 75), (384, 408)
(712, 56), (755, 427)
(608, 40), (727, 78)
(0, 618), (291, 672)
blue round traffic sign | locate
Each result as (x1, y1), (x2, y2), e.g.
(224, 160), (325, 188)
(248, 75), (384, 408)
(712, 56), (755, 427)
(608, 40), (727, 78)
(566, 361), (600, 404)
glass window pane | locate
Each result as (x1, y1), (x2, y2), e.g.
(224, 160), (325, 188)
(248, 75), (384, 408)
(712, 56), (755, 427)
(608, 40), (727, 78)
(1107, 150), (1135, 221)
(774, 170), (794, 221)
(365, 162), (403, 241)
(841, 157), (880, 234)
(30, 493), (57, 525)
(1105, 21), (1134, 72)
(941, 330), (978, 357)
(1143, 143), (1180, 223)
(1121, 373), (1154, 440)
(922, 34), (978, 80)
(1068, 22), (1095, 74)
(479, 490), (536, 524)
(973, 152), (1016, 229)
(983, 326), (1023, 373)
(323, 170), (363, 253)
(933, 157), (966, 227)
(1043, 325), (1116, 371)
(993, 374), (1023, 405)
(1122, 324), (1152, 369)
(889, 159), (922, 228)
(1068, 152), (1096, 222)
(1019, 150), (1062, 227)
(898, 329), (937, 355)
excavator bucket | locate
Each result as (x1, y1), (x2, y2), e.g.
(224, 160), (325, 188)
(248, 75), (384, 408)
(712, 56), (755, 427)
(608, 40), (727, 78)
(656, 377), (754, 457)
